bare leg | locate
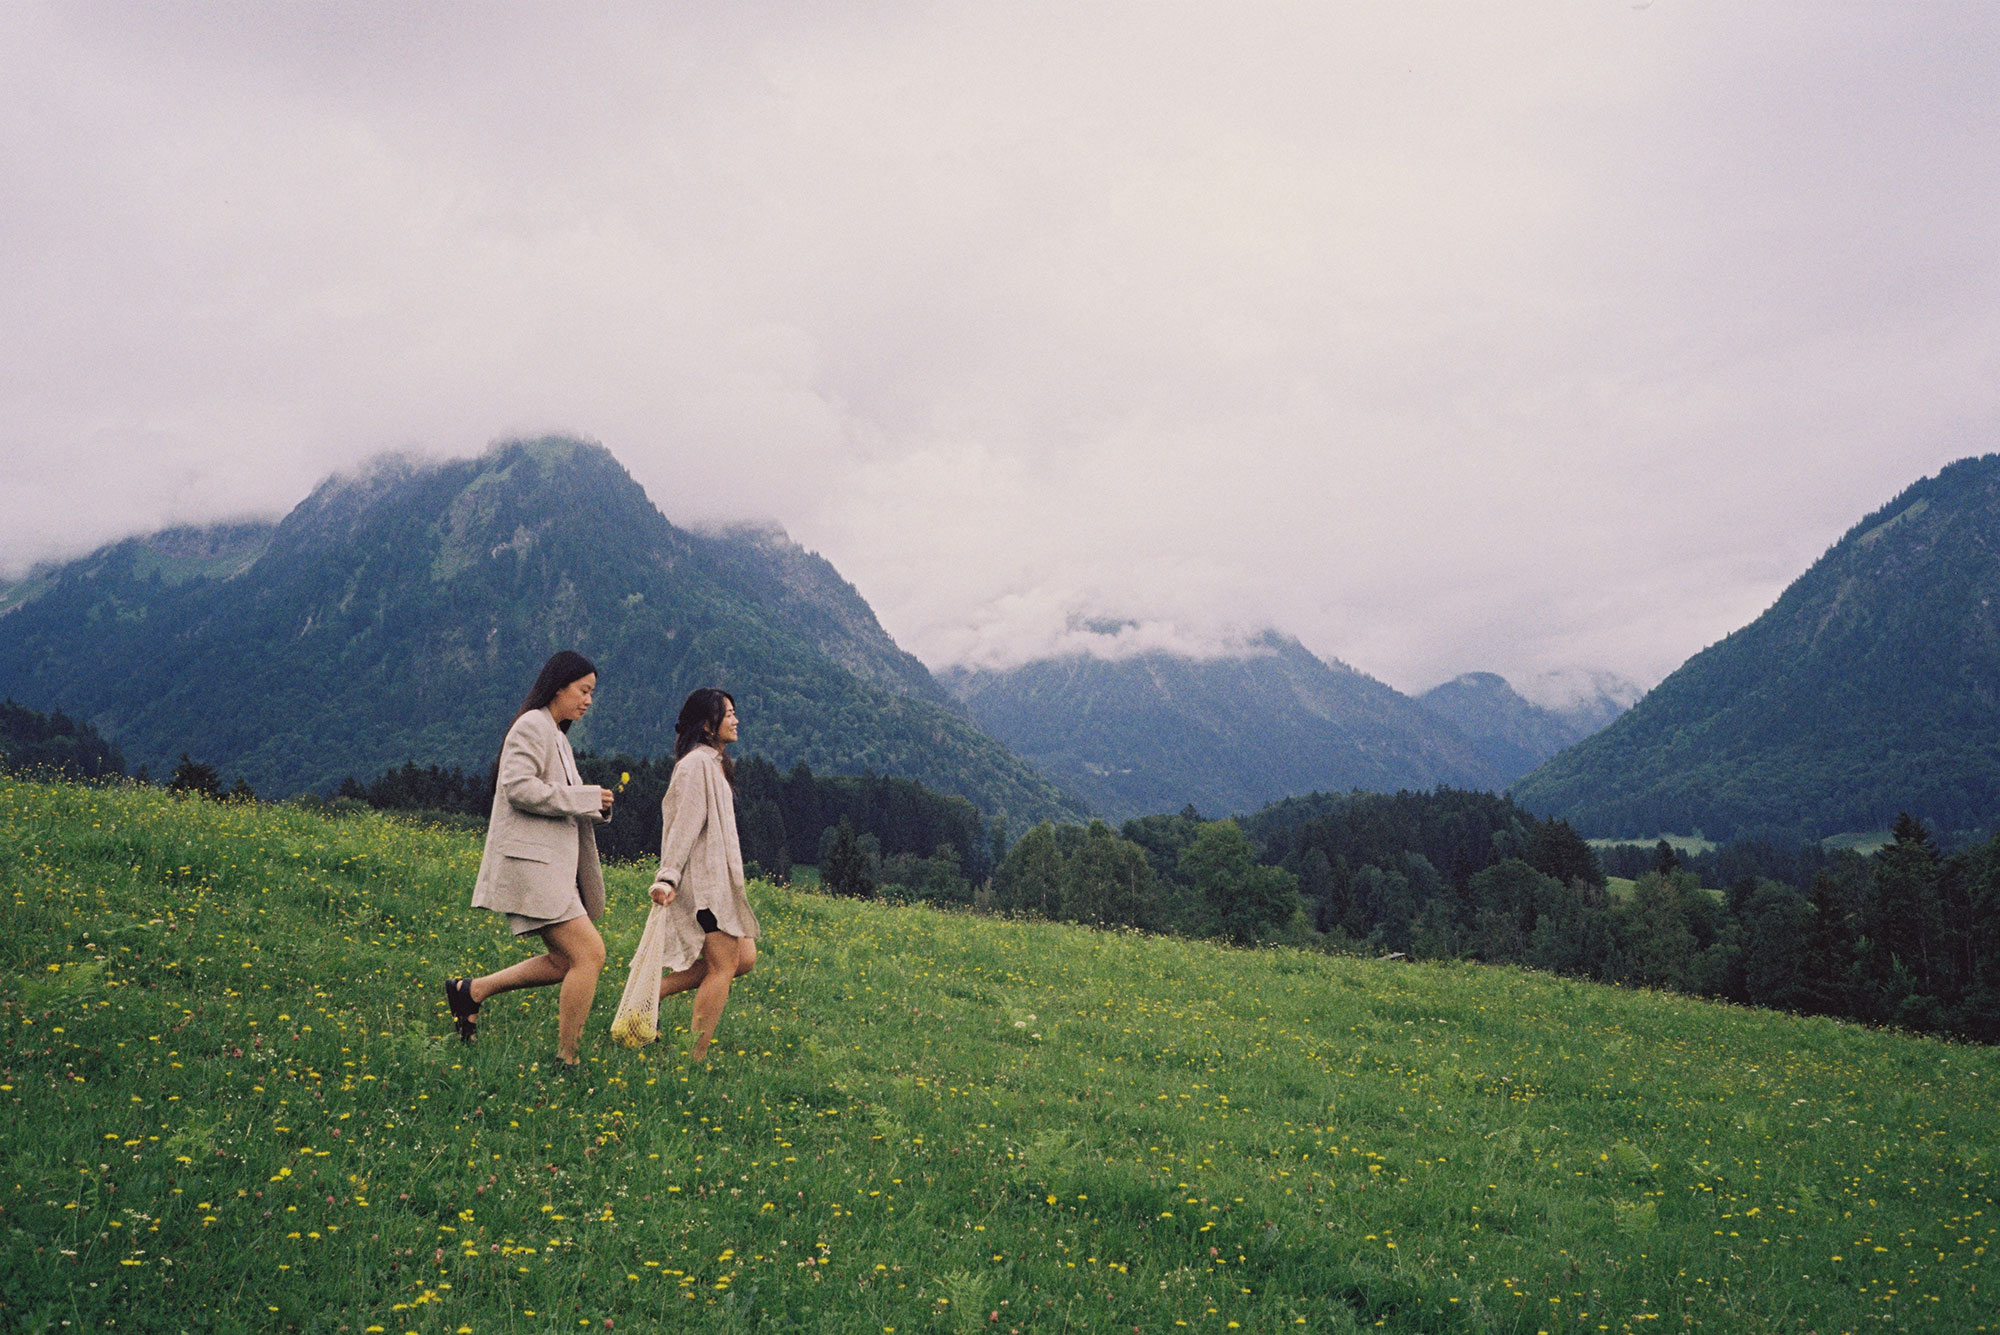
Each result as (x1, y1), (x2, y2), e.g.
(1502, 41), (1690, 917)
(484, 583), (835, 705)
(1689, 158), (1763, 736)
(658, 959), (707, 1001)
(540, 917), (606, 1065)
(688, 932), (743, 1062)
(469, 951), (567, 1005)
(659, 937), (754, 1001)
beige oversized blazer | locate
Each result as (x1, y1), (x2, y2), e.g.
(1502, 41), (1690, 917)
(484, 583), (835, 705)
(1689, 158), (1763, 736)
(470, 708), (610, 923)
(649, 745), (757, 971)
(650, 745), (746, 909)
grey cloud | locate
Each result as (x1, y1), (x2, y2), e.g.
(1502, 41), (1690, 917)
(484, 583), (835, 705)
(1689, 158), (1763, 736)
(2, 2), (1995, 695)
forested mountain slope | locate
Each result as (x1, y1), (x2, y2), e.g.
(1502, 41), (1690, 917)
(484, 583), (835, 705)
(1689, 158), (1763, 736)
(0, 437), (1082, 823)
(1513, 453), (2000, 838)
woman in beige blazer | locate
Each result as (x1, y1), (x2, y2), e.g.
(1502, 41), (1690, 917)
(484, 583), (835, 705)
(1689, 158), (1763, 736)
(445, 650), (615, 1067)
(650, 688), (761, 1062)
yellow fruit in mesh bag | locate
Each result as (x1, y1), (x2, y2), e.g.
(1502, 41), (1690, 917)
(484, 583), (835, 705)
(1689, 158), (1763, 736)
(609, 1010), (657, 1048)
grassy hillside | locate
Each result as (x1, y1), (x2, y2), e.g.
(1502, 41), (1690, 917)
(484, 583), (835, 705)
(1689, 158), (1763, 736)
(2, 781), (1995, 1334)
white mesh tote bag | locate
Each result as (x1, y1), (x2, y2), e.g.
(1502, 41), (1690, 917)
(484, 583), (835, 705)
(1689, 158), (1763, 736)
(608, 904), (670, 1048)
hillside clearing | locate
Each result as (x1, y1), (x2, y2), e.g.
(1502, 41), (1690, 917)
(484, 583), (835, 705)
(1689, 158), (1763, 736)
(2, 780), (1994, 1333)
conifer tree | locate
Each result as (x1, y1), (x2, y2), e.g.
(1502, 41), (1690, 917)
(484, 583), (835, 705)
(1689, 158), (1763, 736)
(1867, 813), (1945, 996)
(822, 817), (875, 899)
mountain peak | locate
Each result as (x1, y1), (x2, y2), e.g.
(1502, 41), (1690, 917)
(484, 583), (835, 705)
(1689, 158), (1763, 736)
(683, 522), (953, 707)
(265, 437), (676, 583)
(298, 437), (633, 517)
(0, 438), (1080, 823)
(1415, 671), (1611, 779)
(950, 619), (1295, 673)
(947, 636), (1508, 821)
(1434, 671), (1512, 692)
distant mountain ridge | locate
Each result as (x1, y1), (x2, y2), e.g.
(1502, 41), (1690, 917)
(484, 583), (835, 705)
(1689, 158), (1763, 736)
(1415, 671), (1630, 781)
(1512, 453), (2000, 838)
(0, 521), (274, 616)
(0, 437), (1083, 823)
(944, 632), (1575, 822)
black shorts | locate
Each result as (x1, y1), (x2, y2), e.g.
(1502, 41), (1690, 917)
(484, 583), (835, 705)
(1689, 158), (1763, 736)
(696, 907), (719, 934)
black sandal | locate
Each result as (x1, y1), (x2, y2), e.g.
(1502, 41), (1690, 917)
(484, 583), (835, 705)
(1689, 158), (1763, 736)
(444, 978), (480, 1043)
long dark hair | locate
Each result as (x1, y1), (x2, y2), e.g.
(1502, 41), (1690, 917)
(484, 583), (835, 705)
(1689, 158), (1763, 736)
(674, 687), (735, 785)
(517, 650), (598, 735)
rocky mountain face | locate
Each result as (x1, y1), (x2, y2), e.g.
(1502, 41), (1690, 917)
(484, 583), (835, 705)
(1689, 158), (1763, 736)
(944, 632), (1516, 822)
(1513, 453), (2000, 839)
(0, 437), (1083, 824)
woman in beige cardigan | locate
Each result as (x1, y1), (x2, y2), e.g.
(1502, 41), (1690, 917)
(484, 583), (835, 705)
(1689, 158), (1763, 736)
(445, 651), (615, 1067)
(650, 688), (760, 1062)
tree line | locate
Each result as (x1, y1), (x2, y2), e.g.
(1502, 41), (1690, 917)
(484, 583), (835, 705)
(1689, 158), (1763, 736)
(1595, 837), (1844, 889)
(972, 789), (1999, 1043)
(0, 697), (1002, 902)
(976, 789), (1602, 950)
(329, 751), (996, 887)
(1493, 818), (2000, 1041)
(3, 697), (258, 797)
(8, 699), (1994, 1042)
(0, 699), (125, 781)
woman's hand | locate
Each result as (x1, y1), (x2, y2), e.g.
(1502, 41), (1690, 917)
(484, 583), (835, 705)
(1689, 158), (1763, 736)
(599, 787), (616, 814)
(650, 882), (674, 907)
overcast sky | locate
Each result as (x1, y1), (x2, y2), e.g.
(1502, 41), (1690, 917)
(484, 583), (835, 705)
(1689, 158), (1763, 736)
(2, 3), (1995, 701)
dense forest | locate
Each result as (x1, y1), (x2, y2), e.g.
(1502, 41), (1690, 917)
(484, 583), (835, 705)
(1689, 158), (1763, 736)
(981, 789), (2000, 1043)
(0, 698), (125, 780)
(980, 789), (1601, 950)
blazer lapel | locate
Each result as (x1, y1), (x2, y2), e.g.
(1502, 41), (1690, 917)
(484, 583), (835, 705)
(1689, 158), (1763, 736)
(554, 728), (580, 787)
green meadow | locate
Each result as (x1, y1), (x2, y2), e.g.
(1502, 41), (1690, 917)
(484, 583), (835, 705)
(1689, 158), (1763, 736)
(2, 780), (1994, 1334)
(1600, 880), (1722, 907)
(1584, 838), (1719, 857)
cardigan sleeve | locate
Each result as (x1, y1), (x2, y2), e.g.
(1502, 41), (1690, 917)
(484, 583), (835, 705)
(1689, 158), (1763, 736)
(499, 714), (604, 819)
(651, 752), (712, 890)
